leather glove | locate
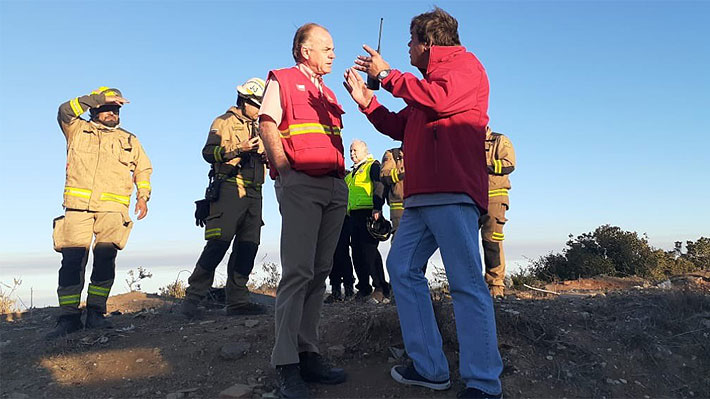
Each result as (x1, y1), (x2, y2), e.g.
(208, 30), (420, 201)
(194, 199), (210, 227)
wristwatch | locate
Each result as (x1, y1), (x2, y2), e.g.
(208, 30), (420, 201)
(377, 69), (391, 81)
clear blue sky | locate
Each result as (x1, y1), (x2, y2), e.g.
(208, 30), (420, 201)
(1, 1), (709, 304)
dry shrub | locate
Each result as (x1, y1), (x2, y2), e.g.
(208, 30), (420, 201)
(158, 279), (186, 299)
(1, 279), (22, 315)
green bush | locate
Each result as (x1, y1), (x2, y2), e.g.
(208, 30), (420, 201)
(521, 225), (705, 282)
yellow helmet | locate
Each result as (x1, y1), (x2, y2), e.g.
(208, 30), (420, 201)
(91, 86), (122, 98)
(236, 78), (265, 106)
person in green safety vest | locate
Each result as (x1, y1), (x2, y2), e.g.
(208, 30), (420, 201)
(344, 139), (390, 303)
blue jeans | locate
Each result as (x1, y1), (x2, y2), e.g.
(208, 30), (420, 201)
(387, 204), (503, 394)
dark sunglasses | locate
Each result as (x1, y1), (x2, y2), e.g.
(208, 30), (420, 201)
(95, 105), (121, 115)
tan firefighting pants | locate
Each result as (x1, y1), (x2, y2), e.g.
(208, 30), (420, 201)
(479, 201), (508, 288)
(185, 181), (262, 310)
(52, 210), (133, 315)
(271, 171), (347, 366)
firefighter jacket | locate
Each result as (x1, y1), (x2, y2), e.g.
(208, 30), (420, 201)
(202, 106), (266, 198)
(485, 127), (516, 205)
(361, 45), (490, 212)
(58, 92), (152, 213)
(380, 148), (405, 211)
(345, 155), (384, 214)
(267, 66), (345, 179)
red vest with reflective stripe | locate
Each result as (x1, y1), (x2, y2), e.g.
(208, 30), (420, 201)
(268, 66), (345, 179)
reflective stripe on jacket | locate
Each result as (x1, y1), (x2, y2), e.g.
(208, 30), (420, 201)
(345, 157), (376, 213)
(267, 66), (345, 179)
(485, 127), (516, 204)
(380, 147), (405, 209)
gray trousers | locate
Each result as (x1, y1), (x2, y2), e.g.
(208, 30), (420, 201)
(271, 171), (347, 366)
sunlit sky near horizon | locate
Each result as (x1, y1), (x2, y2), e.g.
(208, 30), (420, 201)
(1, 1), (708, 306)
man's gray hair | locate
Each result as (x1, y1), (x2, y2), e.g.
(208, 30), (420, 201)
(350, 139), (368, 152)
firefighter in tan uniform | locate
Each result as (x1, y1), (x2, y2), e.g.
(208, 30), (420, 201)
(181, 78), (268, 318)
(48, 87), (152, 339)
(380, 147), (405, 237)
(480, 126), (516, 298)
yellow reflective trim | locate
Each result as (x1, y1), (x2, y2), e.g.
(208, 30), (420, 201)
(492, 232), (505, 241)
(390, 201), (404, 210)
(136, 181), (151, 189)
(214, 146), (223, 162)
(65, 187), (92, 199)
(87, 285), (110, 297)
(59, 294), (81, 305)
(488, 188), (509, 197)
(205, 227), (222, 239)
(281, 123), (341, 138)
(100, 192), (130, 205)
(70, 98), (83, 116)
(89, 284), (111, 292)
(390, 168), (399, 183)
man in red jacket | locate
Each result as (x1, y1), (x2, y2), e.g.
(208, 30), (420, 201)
(343, 7), (503, 399)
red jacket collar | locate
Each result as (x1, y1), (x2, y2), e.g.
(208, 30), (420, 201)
(426, 45), (467, 74)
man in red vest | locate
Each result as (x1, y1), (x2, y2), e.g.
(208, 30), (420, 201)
(259, 23), (348, 398)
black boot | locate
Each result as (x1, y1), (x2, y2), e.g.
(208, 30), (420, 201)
(277, 363), (309, 398)
(180, 297), (203, 319)
(45, 314), (83, 340)
(225, 302), (268, 316)
(85, 306), (112, 329)
(324, 288), (342, 303)
(299, 352), (346, 384)
(344, 285), (354, 300)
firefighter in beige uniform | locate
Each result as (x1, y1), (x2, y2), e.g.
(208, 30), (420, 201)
(380, 147), (405, 236)
(48, 87), (152, 339)
(480, 126), (516, 298)
(181, 78), (268, 318)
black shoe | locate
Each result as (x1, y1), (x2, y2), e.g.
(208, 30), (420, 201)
(45, 314), (83, 340)
(324, 291), (342, 304)
(180, 298), (203, 319)
(226, 302), (268, 316)
(344, 286), (354, 300)
(354, 290), (371, 302)
(457, 387), (503, 399)
(277, 363), (309, 398)
(390, 364), (451, 390)
(85, 307), (112, 329)
(299, 352), (346, 384)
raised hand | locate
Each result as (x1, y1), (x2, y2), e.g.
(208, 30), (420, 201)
(354, 44), (390, 78)
(343, 67), (374, 108)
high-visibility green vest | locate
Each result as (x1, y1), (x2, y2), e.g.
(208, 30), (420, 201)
(345, 157), (375, 213)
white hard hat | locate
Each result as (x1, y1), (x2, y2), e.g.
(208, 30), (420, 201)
(236, 77), (266, 106)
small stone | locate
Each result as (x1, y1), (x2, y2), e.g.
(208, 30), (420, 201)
(220, 342), (251, 360)
(219, 384), (253, 398)
(619, 378), (627, 384)
(261, 391), (279, 399)
(606, 378), (615, 384)
(546, 356), (553, 360)
(136, 358), (144, 363)
(657, 280), (672, 289)
(244, 320), (259, 328)
(327, 344), (346, 358)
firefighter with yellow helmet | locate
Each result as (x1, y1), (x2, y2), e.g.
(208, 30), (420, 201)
(481, 126), (516, 298)
(181, 77), (268, 318)
(48, 87), (153, 339)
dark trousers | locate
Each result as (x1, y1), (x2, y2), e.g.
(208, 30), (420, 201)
(350, 209), (390, 296)
(329, 215), (355, 290)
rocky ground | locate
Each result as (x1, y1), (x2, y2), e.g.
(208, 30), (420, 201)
(1, 273), (709, 399)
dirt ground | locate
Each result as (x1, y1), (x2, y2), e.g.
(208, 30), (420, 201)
(1, 274), (709, 399)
